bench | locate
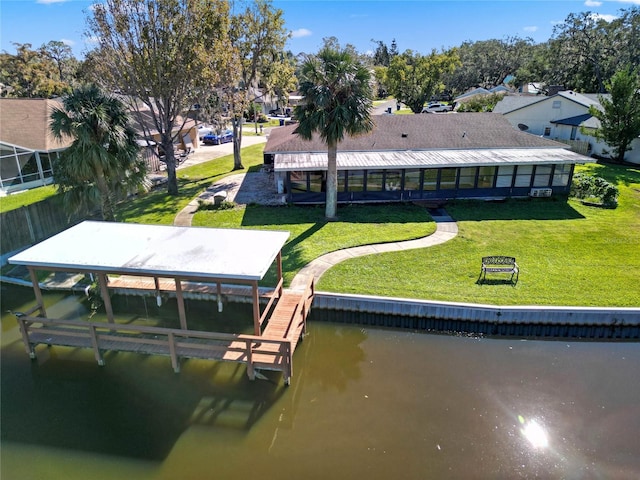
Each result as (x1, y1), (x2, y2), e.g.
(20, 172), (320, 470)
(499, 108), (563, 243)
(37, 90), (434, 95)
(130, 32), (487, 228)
(480, 256), (519, 283)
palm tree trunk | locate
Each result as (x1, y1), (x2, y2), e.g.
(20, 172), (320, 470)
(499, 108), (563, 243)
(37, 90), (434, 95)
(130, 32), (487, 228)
(325, 141), (338, 220)
(95, 173), (116, 221)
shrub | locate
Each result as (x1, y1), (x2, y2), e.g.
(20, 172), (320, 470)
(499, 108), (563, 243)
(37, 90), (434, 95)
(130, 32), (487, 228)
(570, 173), (618, 207)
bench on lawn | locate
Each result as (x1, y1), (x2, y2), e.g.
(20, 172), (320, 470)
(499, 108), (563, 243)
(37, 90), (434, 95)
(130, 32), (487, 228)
(480, 256), (519, 283)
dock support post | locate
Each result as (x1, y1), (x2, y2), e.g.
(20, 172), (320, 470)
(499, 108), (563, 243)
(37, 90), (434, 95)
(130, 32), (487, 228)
(252, 281), (261, 335)
(168, 333), (180, 373)
(246, 341), (255, 380)
(89, 325), (104, 366)
(97, 273), (114, 323)
(28, 267), (47, 317)
(16, 316), (36, 359)
(175, 278), (188, 330)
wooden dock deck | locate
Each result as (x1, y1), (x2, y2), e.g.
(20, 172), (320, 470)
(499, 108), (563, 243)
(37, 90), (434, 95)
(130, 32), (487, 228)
(15, 278), (315, 385)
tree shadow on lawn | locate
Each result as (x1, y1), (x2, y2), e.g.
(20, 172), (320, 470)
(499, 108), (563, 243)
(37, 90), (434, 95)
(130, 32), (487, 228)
(240, 203), (433, 226)
(579, 161), (640, 188)
(448, 198), (585, 222)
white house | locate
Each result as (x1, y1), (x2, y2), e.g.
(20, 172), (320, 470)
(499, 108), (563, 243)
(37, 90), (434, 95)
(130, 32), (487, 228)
(494, 90), (640, 164)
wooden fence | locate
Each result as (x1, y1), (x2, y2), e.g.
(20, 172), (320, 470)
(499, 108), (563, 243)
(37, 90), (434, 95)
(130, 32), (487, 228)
(1, 196), (97, 257)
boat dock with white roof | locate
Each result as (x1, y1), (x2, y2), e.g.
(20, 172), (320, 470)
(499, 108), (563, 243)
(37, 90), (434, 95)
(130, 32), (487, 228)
(9, 221), (315, 385)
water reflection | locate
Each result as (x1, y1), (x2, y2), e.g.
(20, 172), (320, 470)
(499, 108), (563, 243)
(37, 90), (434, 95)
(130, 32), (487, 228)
(2, 286), (640, 479)
(519, 416), (549, 449)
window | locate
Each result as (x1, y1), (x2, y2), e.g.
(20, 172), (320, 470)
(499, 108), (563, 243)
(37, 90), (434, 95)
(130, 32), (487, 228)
(385, 170), (402, 191)
(533, 165), (552, 187)
(570, 126), (577, 141)
(366, 170), (384, 191)
(552, 100), (561, 109)
(544, 127), (551, 136)
(308, 172), (324, 192)
(496, 166), (514, 188)
(289, 171), (307, 192)
(439, 168), (457, 189)
(552, 164), (572, 186)
(514, 165), (533, 187)
(477, 166), (496, 188)
(423, 170), (437, 190)
(337, 171), (346, 192)
(404, 169), (421, 191)
(347, 170), (364, 192)
(458, 167), (476, 189)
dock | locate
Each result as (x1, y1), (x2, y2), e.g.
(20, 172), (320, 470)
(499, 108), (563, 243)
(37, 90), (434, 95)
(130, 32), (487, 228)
(8, 221), (315, 385)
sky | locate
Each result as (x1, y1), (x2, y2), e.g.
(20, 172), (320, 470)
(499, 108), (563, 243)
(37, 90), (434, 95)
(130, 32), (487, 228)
(1, 0), (638, 59)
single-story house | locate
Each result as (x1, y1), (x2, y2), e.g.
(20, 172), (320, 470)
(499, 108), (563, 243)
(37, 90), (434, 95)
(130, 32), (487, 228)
(493, 90), (640, 164)
(264, 113), (592, 204)
(0, 98), (71, 194)
(0, 97), (199, 191)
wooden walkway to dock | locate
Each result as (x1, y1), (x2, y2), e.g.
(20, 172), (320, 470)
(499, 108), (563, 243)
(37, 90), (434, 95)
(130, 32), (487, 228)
(16, 278), (315, 385)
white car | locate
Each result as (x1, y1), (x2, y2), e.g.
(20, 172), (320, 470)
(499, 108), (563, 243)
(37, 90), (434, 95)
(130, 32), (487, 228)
(421, 103), (453, 113)
(197, 125), (214, 140)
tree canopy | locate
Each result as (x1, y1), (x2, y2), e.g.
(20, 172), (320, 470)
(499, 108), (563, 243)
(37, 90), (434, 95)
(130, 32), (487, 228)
(294, 46), (373, 219)
(50, 85), (146, 221)
(589, 66), (640, 163)
(0, 42), (72, 98)
(85, 0), (232, 195)
(224, 0), (289, 170)
(386, 49), (460, 113)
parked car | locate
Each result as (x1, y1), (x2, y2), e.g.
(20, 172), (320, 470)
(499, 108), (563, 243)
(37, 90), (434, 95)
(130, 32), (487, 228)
(197, 125), (214, 140)
(202, 129), (233, 145)
(421, 103), (453, 113)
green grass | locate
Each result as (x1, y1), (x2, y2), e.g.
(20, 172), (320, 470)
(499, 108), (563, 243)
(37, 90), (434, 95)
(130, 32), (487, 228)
(192, 203), (435, 286)
(317, 163), (640, 307)
(0, 185), (58, 213)
(115, 143), (265, 224)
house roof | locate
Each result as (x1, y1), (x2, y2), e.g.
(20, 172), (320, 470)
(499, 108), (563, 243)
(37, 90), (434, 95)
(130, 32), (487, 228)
(492, 95), (544, 114)
(551, 113), (601, 129)
(265, 113), (569, 154)
(0, 98), (72, 151)
(274, 148), (591, 172)
(267, 113), (591, 172)
(494, 90), (603, 115)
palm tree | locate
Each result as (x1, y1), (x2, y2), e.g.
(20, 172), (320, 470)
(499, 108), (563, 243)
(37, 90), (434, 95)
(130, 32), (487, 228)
(294, 46), (373, 219)
(50, 84), (146, 221)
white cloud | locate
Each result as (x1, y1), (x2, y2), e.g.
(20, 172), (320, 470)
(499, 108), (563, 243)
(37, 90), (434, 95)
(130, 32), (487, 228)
(524, 26), (538, 33)
(584, 0), (602, 6)
(291, 28), (312, 38)
(590, 13), (618, 22)
(36, 0), (69, 4)
(61, 39), (75, 46)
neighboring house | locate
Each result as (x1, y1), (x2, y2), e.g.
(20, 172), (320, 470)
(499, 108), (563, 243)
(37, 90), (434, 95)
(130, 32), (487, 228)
(264, 113), (591, 204)
(494, 90), (640, 164)
(0, 98), (72, 194)
(454, 85), (511, 104)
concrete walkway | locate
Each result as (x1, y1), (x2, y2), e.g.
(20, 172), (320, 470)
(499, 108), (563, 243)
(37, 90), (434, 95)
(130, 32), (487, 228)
(288, 209), (458, 290)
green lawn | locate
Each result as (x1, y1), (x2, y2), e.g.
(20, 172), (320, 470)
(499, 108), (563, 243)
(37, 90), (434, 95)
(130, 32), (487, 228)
(115, 143), (266, 224)
(318, 163), (640, 307)
(193, 203), (435, 286)
(0, 185), (58, 213)
(5, 142), (638, 308)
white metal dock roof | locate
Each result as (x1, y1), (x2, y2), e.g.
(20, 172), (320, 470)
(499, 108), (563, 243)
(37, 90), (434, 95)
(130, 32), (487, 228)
(9, 221), (290, 281)
(273, 147), (591, 172)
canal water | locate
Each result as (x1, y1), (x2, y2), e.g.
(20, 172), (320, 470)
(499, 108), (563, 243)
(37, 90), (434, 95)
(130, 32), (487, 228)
(2, 284), (639, 479)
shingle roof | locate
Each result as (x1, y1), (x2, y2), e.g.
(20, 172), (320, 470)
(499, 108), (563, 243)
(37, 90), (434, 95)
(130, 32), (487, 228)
(265, 113), (568, 153)
(0, 98), (72, 151)
(551, 113), (600, 128)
